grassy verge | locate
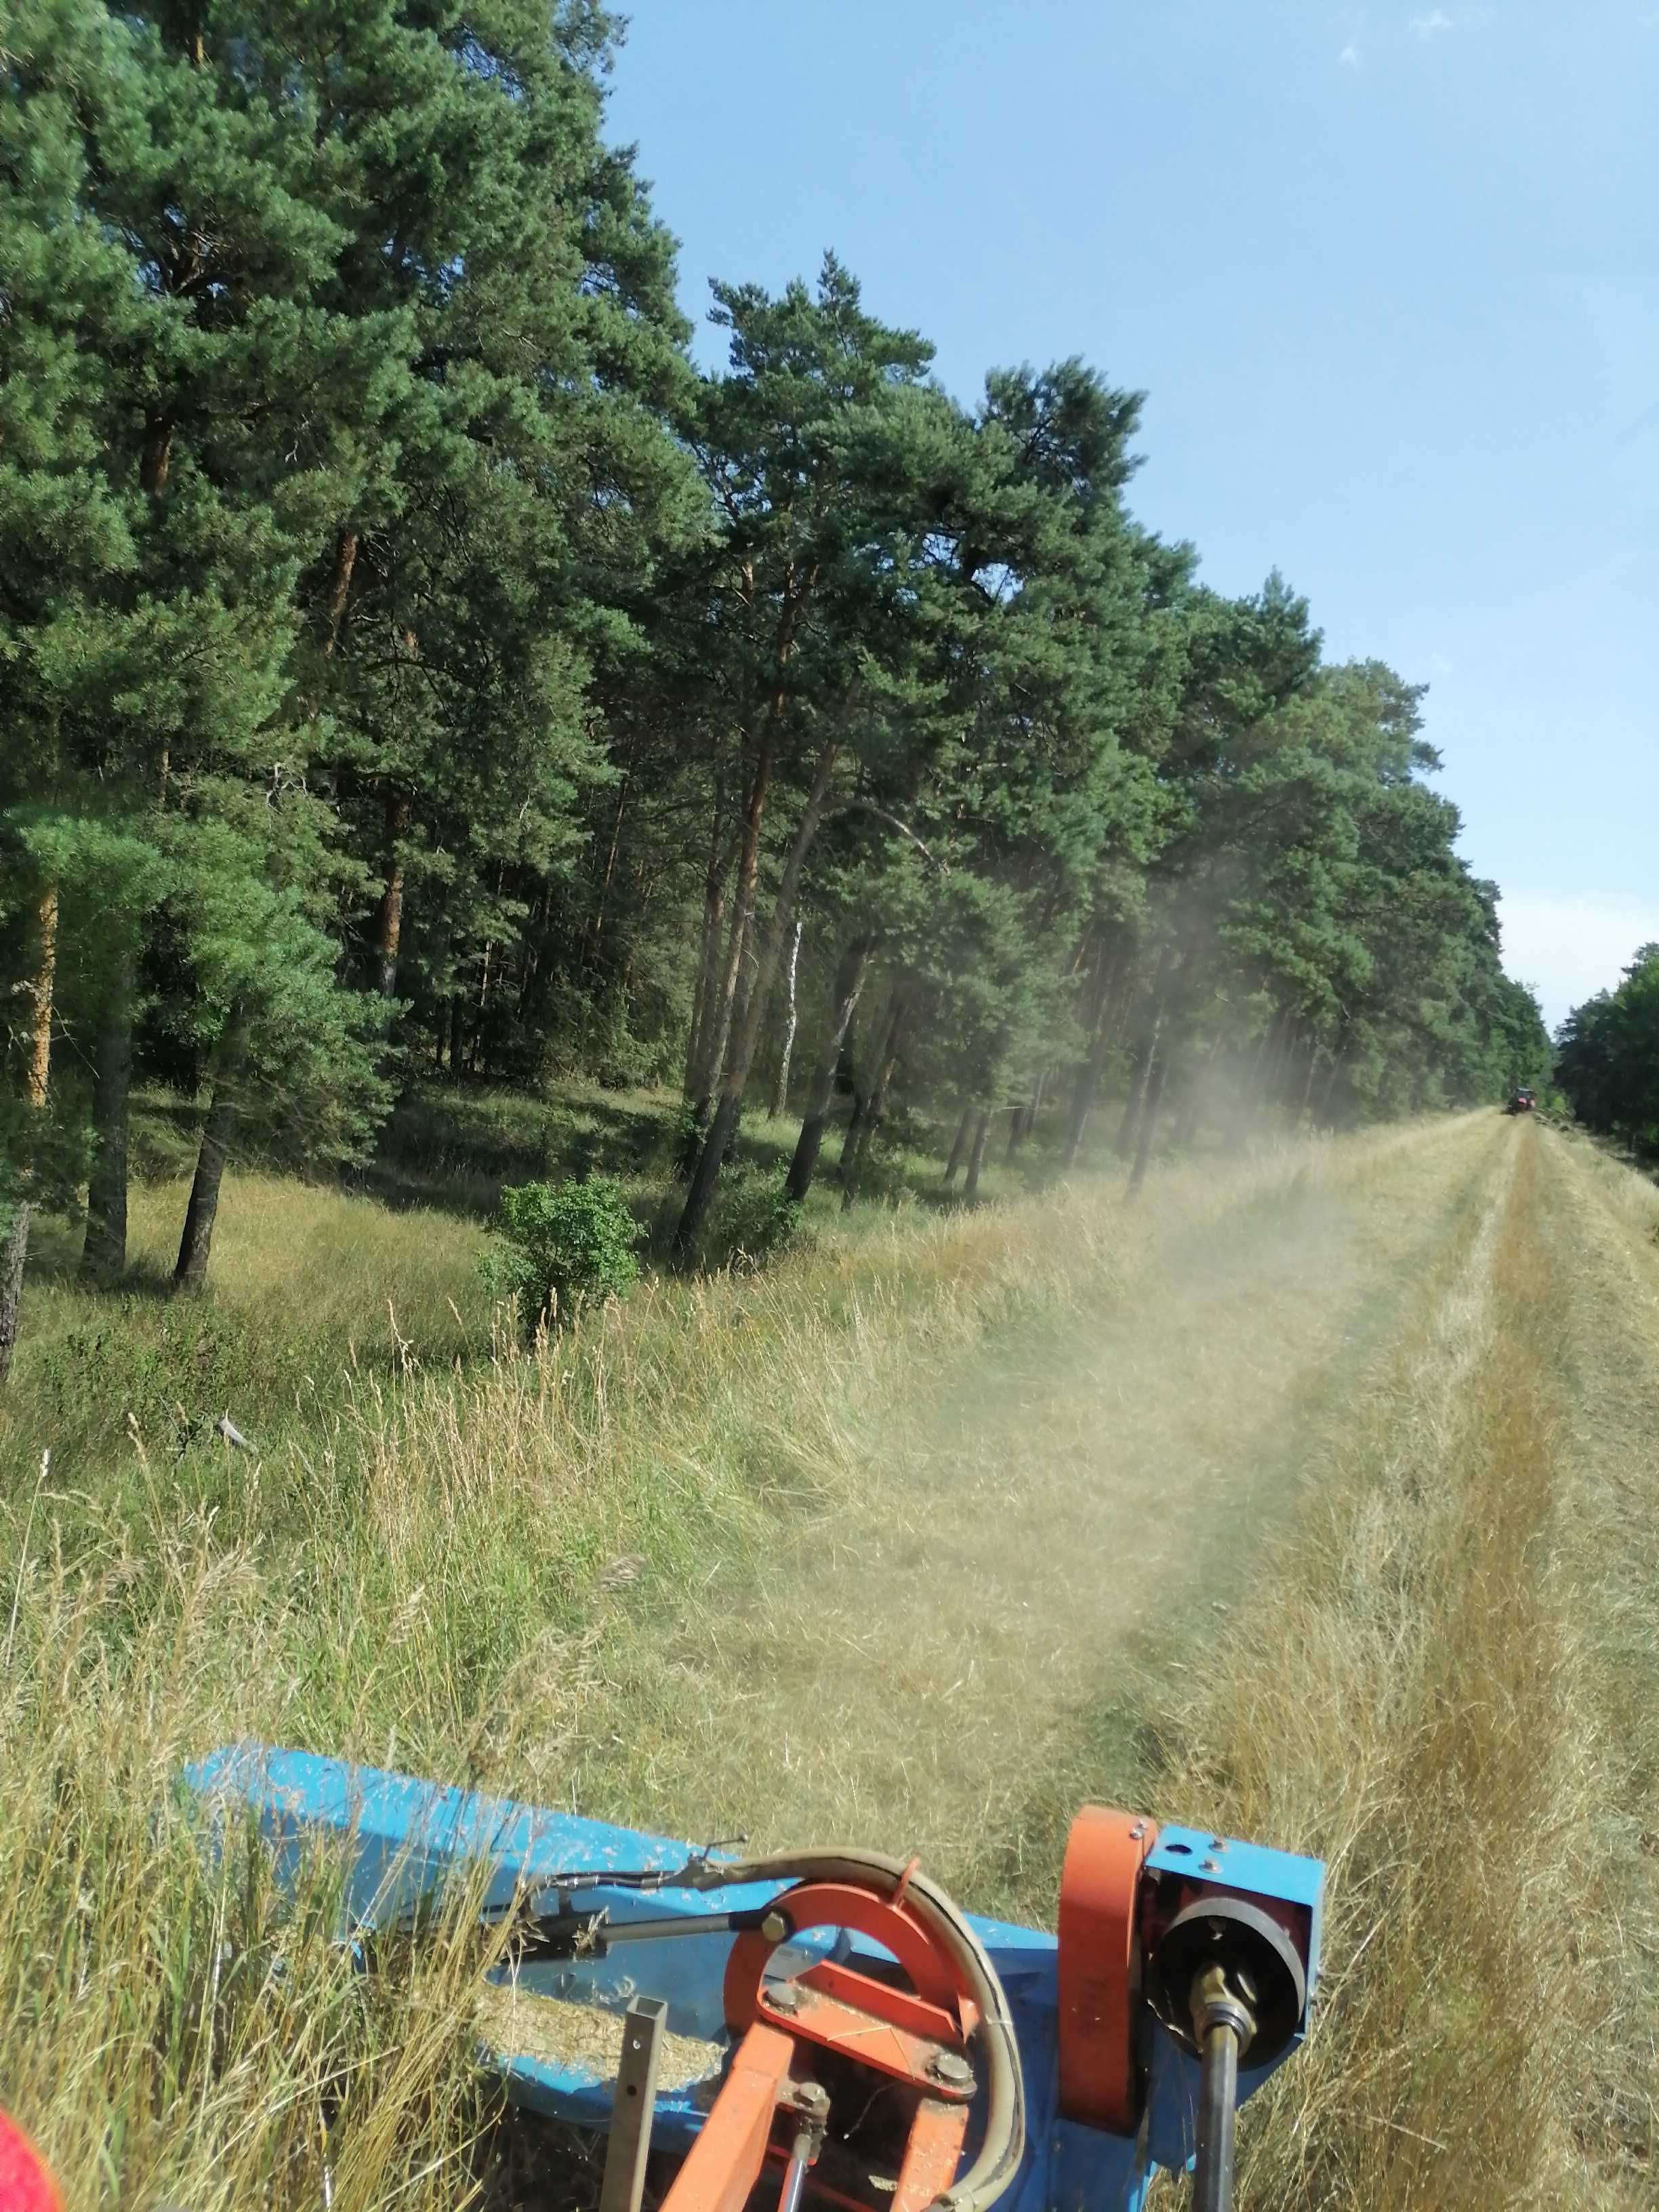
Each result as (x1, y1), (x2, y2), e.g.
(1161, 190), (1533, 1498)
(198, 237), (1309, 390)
(3, 1075), (1104, 1486)
(558, 1113), (1496, 1915)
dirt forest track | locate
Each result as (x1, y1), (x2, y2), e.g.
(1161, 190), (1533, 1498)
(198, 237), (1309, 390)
(572, 1113), (1659, 2209)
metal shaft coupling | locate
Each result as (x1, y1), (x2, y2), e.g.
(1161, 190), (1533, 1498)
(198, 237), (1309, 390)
(1145, 1893), (1309, 2212)
(777, 2083), (830, 2212)
(1189, 1963), (1257, 2212)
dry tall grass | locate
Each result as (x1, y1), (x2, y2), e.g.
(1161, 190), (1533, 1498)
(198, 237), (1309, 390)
(3, 1126), (1417, 2207)
(1146, 1123), (1654, 2208)
(12, 1113), (1650, 2210)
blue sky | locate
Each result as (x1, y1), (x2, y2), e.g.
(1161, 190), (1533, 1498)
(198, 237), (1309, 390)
(604, 2), (1657, 1027)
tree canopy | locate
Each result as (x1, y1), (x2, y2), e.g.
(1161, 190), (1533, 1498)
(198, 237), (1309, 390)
(2, 0), (1547, 1358)
(1556, 948), (1659, 1153)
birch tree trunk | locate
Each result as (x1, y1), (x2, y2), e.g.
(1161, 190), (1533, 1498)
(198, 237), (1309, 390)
(771, 918), (802, 1118)
(674, 738), (840, 1250)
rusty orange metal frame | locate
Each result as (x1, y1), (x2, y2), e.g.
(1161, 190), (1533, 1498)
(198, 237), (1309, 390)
(891, 2096), (972, 2212)
(664, 1874), (982, 2212)
(659, 2022), (798, 2212)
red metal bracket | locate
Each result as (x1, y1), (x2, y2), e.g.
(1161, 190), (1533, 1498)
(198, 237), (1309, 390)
(724, 1879), (972, 2034)
(1057, 1805), (1159, 2133)
(671, 1873), (983, 2212)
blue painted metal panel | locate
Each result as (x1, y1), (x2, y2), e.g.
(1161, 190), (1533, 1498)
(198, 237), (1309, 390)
(183, 1746), (1321, 2212)
(1147, 1822), (1323, 1990)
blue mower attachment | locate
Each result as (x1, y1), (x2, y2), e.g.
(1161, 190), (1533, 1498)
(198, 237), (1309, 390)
(185, 1747), (1322, 2212)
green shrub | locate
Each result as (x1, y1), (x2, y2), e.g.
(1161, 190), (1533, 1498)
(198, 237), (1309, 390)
(482, 1176), (640, 1328)
(709, 1162), (802, 1271)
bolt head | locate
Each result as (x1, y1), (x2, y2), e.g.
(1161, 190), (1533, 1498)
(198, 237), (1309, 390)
(766, 1981), (801, 2015)
(927, 2050), (975, 2091)
(760, 1909), (788, 1945)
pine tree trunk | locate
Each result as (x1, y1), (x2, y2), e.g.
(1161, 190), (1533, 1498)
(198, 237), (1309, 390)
(1119, 1001), (1166, 1166)
(588, 771), (632, 971)
(684, 781), (730, 1101)
(699, 741), (771, 1124)
(771, 919), (802, 1118)
(173, 1006), (247, 1294)
(1174, 1031), (1224, 1151)
(449, 996), (465, 1076)
(961, 1111), (991, 1206)
(375, 792), (411, 998)
(1113, 1076), (1141, 1159)
(323, 527), (358, 655)
(1063, 954), (1124, 1171)
(1118, 945), (1174, 1161)
(1128, 1046), (1168, 1194)
(2, 877), (56, 1385)
(784, 937), (875, 1205)
(24, 880), (57, 1112)
(941, 1103), (974, 1187)
(140, 417), (173, 496)
(1315, 1053), (1343, 1125)
(674, 737), (840, 1252)
(836, 1092), (867, 1178)
(470, 941), (493, 1071)
(79, 940), (137, 1286)
(840, 984), (907, 1210)
(0, 1200), (31, 1390)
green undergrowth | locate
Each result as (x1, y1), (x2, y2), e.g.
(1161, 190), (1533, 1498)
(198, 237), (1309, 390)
(1, 1076), (1139, 1489)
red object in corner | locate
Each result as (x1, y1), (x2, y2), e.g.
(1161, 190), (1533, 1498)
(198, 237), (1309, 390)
(0, 2112), (62, 2212)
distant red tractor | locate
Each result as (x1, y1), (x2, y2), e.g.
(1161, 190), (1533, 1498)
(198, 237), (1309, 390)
(1504, 1087), (1536, 1115)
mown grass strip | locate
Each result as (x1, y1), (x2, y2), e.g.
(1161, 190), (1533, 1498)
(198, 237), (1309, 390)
(1144, 1125), (1645, 2209)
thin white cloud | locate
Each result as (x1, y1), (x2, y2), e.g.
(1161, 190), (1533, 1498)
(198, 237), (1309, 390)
(1498, 891), (1659, 1031)
(1408, 6), (1495, 36)
(1339, 37), (1361, 64)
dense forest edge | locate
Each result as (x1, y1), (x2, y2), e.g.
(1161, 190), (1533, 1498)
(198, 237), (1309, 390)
(0, 0), (1555, 1391)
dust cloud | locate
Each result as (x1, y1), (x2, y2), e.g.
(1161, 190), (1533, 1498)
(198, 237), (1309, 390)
(570, 1116), (1498, 1920)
